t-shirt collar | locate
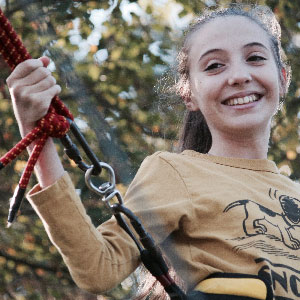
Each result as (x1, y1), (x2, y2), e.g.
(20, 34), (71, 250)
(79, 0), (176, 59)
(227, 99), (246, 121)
(182, 150), (279, 173)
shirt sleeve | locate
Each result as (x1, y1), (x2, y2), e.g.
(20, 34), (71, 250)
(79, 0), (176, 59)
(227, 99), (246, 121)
(27, 172), (140, 293)
(27, 152), (191, 294)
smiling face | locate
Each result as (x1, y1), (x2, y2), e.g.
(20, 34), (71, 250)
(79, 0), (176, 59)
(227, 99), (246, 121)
(186, 15), (282, 139)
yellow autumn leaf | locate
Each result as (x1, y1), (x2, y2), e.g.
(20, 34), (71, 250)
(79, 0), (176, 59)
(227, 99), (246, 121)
(7, 248), (16, 256)
(7, 260), (15, 269)
(14, 160), (27, 173)
(23, 242), (35, 251)
(0, 257), (6, 265)
(5, 118), (14, 126)
(287, 150), (297, 160)
(111, 48), (122, 61)
(16, 264), (27, 275)
(4, 273), (13, 283)
(90, 44), (98, 53)
(49, 246), (57, 254)
(0, 101), (9, 111)
(18, 215), (29, 223)
(56, 39), (66, 47)
(88, 65), (100, 80)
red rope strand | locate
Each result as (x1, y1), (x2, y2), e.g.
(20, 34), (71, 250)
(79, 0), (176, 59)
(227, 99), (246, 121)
(0, 8), (73, 193)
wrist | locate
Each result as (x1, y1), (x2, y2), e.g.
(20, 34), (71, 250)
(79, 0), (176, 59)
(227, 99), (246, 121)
(34, 138), (65, 188)
(19, 122), (36, 138)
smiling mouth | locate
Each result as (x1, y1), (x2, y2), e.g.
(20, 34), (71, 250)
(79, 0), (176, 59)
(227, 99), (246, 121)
(223, 94), (262, 106)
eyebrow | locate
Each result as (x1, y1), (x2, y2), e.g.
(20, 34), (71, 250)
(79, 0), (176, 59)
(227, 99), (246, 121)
(243, 42), (268, 51)
(198, 48), (223, 62)
(198, 42), (269, 62)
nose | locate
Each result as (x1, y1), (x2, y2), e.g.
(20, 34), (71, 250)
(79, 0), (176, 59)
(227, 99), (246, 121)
(227, 63), (252, 86)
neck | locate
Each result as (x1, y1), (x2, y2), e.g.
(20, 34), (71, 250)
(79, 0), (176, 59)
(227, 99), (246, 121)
(208, 127), (270, 159)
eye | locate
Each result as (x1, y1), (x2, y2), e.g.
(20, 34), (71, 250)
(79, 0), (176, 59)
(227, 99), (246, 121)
(247, 55), (266, 62)
(204, 62), (224, 71)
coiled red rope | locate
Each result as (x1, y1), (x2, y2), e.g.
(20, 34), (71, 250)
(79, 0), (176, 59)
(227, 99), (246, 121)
(0, 8), (73, 212)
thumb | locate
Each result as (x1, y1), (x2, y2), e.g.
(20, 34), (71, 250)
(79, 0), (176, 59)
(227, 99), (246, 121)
(39, 56), (50, 67)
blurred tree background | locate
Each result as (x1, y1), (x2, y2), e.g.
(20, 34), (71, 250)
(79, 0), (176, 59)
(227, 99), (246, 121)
(0, 0), (299, 299)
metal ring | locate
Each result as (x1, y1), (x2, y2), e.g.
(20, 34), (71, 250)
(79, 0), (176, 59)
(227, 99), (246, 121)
(85, 162), (116, 197)
(103, 189), (124, 205)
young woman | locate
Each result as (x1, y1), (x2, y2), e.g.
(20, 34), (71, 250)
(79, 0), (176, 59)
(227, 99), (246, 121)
(7, 4), (299, 299)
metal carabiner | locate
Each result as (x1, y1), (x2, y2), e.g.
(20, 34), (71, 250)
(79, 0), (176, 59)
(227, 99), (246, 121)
(102, 189), (124, 209)
(85, 162), (116, 196)
(85, 162), (124, 209)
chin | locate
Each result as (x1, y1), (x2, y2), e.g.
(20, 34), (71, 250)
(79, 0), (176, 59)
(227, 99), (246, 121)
(227, 122), (270, 137)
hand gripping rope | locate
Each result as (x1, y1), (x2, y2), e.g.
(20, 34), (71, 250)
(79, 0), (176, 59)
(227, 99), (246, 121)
(0, 8), (75, 227)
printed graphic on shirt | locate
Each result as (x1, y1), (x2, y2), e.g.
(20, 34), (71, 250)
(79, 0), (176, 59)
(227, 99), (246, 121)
(256, 257), (300, 299)
(223, 189), (300, 251)
(222, 189), (300, 298)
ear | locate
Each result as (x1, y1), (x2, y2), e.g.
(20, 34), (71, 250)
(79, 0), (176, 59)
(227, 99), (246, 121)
(184, 91), (200, 111)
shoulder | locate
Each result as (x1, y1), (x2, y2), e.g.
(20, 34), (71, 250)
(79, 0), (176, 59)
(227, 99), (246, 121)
(134, 150), (213, 190)
(128, 151), (201, 193)
(136, 151), (183, 178)
(141, 150), (201, 169)
(141, 150), (211, 175)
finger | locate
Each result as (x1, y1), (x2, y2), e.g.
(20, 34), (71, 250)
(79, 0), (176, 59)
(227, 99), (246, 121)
(22, 67), (52, 87)
(21, 84), (62, 122)
(39, 56), (50, 68)
(34, 84), (62, 102)
(25, 74), (56, 94)
(7, 59), (44, 82)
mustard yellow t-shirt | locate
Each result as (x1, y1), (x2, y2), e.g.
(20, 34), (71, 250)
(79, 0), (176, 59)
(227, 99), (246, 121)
(28, 150), (300, 299)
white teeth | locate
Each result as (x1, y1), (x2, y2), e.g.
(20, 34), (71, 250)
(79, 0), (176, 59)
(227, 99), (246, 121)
(224, 94), (259, 106)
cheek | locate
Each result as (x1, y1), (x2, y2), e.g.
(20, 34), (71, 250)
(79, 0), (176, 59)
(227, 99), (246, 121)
(265, 76), (280, 99)
(190, 72), (217, 100)
(258, 64), (281, 97)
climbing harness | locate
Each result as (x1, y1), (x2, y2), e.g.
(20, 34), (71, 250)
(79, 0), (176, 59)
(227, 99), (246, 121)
(0, 8), (273, 300)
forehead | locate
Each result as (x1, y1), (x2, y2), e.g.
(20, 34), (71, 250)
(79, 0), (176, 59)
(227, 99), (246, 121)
(188, 15), (271, 53)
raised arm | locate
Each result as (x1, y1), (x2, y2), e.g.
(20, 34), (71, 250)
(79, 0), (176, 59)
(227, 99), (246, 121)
(6, 59), (189, 293)
(7, 57), (64, 188)
(6, 57), (141, 293)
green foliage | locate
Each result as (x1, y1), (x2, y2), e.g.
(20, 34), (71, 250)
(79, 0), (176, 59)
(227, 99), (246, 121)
(0, 0), (300, 298)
